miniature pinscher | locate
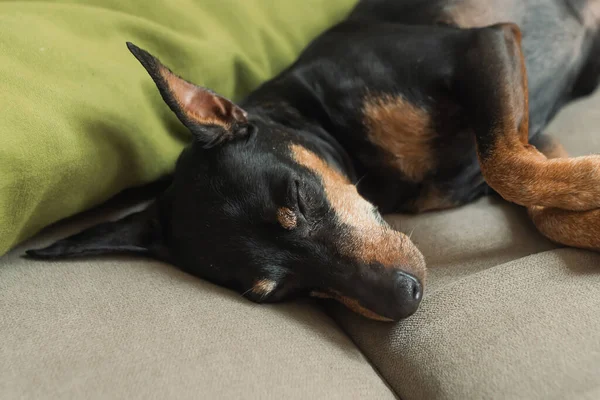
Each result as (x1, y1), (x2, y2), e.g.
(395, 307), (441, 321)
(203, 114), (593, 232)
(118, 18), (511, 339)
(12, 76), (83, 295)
(27, 0), (600, 321)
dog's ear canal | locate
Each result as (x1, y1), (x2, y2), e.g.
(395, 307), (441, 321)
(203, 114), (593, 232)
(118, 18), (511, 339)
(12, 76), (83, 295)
(25, 205), (169, 261)
(126, 42), (250, 148)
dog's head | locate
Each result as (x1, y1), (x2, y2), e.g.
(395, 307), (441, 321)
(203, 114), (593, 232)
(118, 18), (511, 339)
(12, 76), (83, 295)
(27, 43), (426, 321)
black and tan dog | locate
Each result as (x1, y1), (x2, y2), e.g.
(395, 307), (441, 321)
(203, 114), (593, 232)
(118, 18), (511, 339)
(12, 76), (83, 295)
(28, 0), (600, 321)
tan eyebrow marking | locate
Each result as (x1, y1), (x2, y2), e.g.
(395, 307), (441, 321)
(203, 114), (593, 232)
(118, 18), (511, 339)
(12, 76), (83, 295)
(276, 207), (297, 230)
(290, 144), (426, 282)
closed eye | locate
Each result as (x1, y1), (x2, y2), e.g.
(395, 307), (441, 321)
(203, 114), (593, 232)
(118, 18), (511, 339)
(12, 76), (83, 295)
(295, 180), (327, 236)
(295, 180), (308, 220)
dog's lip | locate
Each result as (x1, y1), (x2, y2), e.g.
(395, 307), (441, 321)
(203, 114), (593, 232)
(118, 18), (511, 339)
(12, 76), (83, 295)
(310, 290), (397, 322)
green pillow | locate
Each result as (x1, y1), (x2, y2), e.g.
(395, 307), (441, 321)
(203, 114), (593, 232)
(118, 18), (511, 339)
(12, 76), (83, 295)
(0, 0), (358, 255)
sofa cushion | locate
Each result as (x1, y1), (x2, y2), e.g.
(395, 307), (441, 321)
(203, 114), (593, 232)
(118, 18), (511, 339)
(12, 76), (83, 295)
(325, 85), (600, 399)
(0, 204), (395, 399)
(0, 0), (357, 255)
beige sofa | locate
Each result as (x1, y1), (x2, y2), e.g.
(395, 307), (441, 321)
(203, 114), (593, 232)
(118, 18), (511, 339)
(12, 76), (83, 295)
(2, 91), (600, 399)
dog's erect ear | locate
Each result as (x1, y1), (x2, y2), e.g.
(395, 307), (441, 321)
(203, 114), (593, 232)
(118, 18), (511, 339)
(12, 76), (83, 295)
(126, 42), (249, 148)
(25, 205), (168, 261)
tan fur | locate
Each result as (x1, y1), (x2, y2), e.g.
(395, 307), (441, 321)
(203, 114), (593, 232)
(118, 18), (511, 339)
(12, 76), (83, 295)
(529, 206), (600, 251)
(363, 94), (436, 182)
(527, 136), (600, 251)
(159, 65), (246, 128)
(276, 207), (297, 230)
(291, 144), (427, 281)
(511, 23), (530, 144)
(251, 279), (277, 297)
(311, 291), (393, 322)
(482, 141), (600, 211)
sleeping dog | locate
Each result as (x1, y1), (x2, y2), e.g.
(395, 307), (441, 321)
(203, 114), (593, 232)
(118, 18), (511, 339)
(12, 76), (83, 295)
(27, 0), (600, 321)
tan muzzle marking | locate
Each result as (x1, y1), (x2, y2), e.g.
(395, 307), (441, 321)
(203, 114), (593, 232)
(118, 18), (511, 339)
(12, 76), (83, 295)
(290, 144), (426, 282)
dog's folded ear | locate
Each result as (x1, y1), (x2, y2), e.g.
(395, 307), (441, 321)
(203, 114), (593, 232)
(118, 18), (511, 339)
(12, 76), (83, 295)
(25, 205), (169, 261)
(126, 42), (249, 148)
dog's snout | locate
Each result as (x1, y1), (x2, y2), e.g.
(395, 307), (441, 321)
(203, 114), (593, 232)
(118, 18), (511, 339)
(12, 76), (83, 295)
(323, 269), (424, 322)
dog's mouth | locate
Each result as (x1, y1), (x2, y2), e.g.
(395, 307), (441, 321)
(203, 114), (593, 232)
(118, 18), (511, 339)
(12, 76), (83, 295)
(310, 269), (424, 322)
(311, 291), (396, 321)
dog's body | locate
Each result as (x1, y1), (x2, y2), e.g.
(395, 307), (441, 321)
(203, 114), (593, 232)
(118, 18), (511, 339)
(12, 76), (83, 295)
(247, 0), (600, 213)
(28, 0), (600, 321)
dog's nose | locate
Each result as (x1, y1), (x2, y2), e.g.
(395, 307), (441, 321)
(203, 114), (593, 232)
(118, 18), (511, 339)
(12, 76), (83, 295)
(394, 270), (422, 302)
(388, 270), (423, 319)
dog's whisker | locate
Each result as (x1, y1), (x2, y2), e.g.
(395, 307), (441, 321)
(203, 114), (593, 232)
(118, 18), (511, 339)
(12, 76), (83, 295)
(408, 222), (422, 241)
(354, 174), (367, 188)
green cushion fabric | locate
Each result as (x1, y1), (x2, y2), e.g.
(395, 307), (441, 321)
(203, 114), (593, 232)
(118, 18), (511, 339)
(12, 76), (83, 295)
(0, 0), (358, 255)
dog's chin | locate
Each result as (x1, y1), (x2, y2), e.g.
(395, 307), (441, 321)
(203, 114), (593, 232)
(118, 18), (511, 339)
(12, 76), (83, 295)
(310, 291), (402, 322)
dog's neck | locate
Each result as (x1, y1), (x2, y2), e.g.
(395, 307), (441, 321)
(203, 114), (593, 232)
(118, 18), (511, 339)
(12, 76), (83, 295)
(244, 100), (358, 182)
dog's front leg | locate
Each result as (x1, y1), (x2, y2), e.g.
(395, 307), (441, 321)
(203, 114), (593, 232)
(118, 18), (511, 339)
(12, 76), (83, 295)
(455, 23), (600, 212)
